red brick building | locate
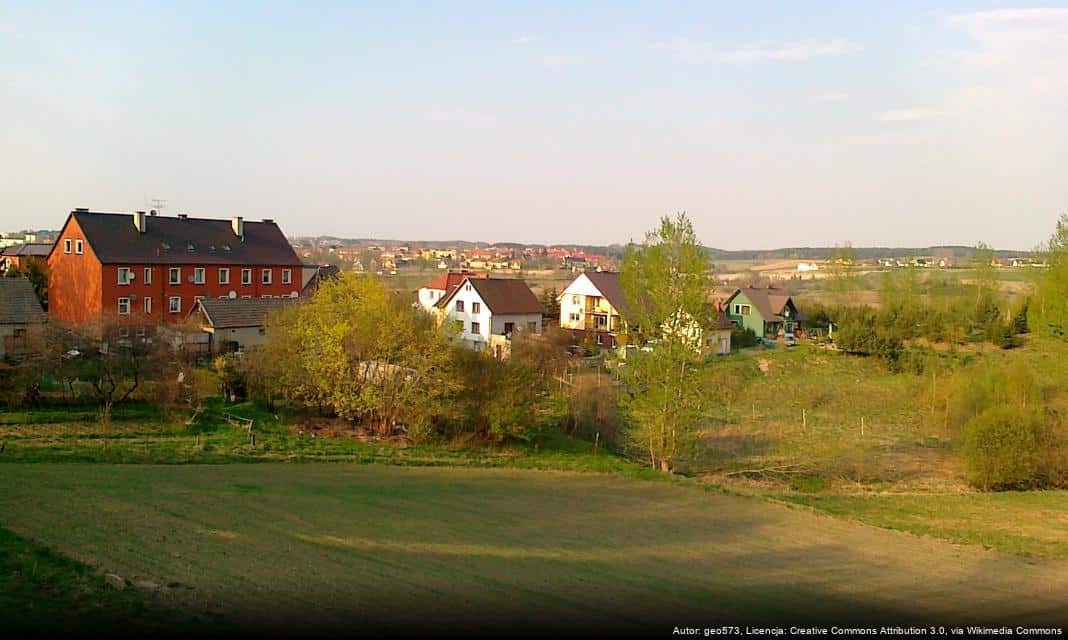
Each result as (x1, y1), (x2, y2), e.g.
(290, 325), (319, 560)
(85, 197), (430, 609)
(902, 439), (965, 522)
(48, 209), (303, 325)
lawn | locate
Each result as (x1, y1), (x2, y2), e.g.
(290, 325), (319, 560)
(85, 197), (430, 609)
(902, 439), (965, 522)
(2, 463), (1068, 633)
(780, 491), (1068, 560)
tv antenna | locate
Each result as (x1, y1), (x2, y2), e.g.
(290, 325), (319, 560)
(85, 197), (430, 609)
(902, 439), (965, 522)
(149, 198), (168, 214)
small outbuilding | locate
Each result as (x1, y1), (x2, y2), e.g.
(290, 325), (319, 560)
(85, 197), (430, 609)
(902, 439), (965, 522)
(189, 297), (293, 354)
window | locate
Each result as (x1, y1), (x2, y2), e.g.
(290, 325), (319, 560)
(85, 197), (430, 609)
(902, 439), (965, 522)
(241, 295), (251, 300)
(261, 295), (273, 299)
(262, 269), (272, 285)
(527, 321), (537, 332)
(144, 297), (152, 314)
(118, 326), (129, 338)
(455, 300), (464, 312)
(740, 304), (751, 316)
(193, 268), (205, 284)
(472, 302), (481, 314)
(241, 268), (252, 285)
(117, 298), (130, 315)
(136, 326), (146, 337)
(143, 267), (152, 284)
(63, 239), (72, 254)
(282, 268), (291, 285)
(219, 268), (230, 285)
(470, 321), (481, 334)
(169, 267), (181, 285)
(169, 296), (181, 314)
(258, 328), (267, 336)
(504, 322), (514, 334)
(595, 315), (608, 330)
(572, 295), (579, 304)
(75, 240), (83, 254)
(13, 328), (25, 339)
(117, 267), (132, 285)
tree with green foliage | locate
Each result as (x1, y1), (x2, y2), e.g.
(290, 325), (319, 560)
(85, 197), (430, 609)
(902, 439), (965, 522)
(252, 274), (457, 438)
(1029, 214), (1068, 338)
(539, 287), (561, 321)
(618, 213), (713, 473)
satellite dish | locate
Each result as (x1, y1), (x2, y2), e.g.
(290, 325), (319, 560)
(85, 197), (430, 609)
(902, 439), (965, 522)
(290, 291), (298, 298)
(228, 291), (237, 299)
(187, 275), (195, 283)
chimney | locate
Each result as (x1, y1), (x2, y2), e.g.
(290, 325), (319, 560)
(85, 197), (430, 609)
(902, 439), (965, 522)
(177, 213), (188, 221)
(231, 216), (244, 239)
(133, 211), (147, 234)
(262, 218), (274, 224)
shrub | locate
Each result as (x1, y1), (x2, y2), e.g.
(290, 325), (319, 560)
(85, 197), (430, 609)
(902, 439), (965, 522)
(961, 406), (1046, 490)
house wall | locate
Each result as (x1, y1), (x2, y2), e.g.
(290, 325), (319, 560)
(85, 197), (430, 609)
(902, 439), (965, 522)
(207, 326), (269, 353)
(559, 274), (619, 331)
(102, 264), (300, 324)
(417, 287), (445, 313)
(726, 291), (765, 337)
(47, 216), (103, 324)
(444, 284), (492, 348)
(490, 313), (542, 336)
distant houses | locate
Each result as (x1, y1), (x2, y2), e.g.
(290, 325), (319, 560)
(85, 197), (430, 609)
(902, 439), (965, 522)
(0, 243), (52, 275)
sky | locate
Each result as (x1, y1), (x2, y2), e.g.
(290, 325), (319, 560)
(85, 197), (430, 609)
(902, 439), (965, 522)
(1, 1), (1066, 250)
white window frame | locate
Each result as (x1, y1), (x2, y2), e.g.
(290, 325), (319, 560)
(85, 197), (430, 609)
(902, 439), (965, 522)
(194, 267), (206, 285)
(261, 295), (273, 299)
(456, 300), (464, 312)
(75, 239), (83, 255)
(117, 297), (130, 315)
(143, 267), (152, 284)
(282, 268), (291, 285)
(169, 267), (181, 285)
(241, 295), (251, 299)
(144, 297), (153, 314)
(219, 268), (230, 285)
(472, 302), (481, 314)
(471, 321), (480, 334)
(242, 268), (252, 285)
(63, 239), (72, 254)
(169, 296), (181, 314)
(117, 267), (132, 286)
(262, 268), (272, 285)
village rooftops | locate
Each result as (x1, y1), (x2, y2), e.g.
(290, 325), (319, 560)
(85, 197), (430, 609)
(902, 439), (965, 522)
(52, 210), (302, 266)
(0, 277), (46, 325)
(423, 270), (487, 296)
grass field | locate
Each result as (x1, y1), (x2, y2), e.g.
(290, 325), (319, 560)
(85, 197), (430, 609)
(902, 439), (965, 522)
(3, 463), (1068, 632)
(780, 491), (1068, 560)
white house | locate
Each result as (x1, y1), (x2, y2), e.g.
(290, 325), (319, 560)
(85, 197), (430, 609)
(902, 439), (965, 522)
(417, 271), (485, 314)
(558, 271), (628, 348)
(437, 276), (544, 358)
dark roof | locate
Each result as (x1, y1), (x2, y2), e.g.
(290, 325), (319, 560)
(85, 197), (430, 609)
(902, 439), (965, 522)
(58, 211), (301, 266)
(192, 297), (294, 329)
(0, 277), (47, 325)
(726, 287), (805, 322)
(439, 277), (543, 315)
(1, 243), (53, 257)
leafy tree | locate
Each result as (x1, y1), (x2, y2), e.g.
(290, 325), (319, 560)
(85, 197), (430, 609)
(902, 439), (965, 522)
(250, 274), (457, 438)
(1029, 214), (1068, 338)
(618, 213), (713, 473)
(539, 287), (561, 321)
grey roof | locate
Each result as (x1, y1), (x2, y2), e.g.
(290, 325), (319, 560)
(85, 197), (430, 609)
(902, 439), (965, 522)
(192, 297), (295, 329)
(0, 277), (47, 325)
(1, 243), (53, 257)
(56, 211), (302, 266)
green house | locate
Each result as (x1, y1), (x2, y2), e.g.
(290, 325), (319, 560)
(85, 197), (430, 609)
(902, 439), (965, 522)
(724, 287), (803, 338)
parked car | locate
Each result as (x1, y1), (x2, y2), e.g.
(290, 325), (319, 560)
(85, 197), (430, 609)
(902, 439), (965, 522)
(759, 337), (776, 348)
(784, 333), (798, 347)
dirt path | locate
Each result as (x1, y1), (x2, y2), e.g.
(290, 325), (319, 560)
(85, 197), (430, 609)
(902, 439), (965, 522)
(2, 463), (1066, 633)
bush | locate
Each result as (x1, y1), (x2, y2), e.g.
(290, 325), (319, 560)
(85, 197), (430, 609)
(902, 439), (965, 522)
(961, 406), (1047, 490)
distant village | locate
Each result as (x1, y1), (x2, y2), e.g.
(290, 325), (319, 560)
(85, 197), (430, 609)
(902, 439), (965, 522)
(0, 209), (1045, 363)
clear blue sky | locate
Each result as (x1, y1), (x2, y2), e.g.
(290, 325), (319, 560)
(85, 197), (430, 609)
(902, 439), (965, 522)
(2, 1), (1065, 249)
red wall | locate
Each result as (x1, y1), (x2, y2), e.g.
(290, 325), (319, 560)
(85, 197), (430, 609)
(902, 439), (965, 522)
(47, 217), (103, 324)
